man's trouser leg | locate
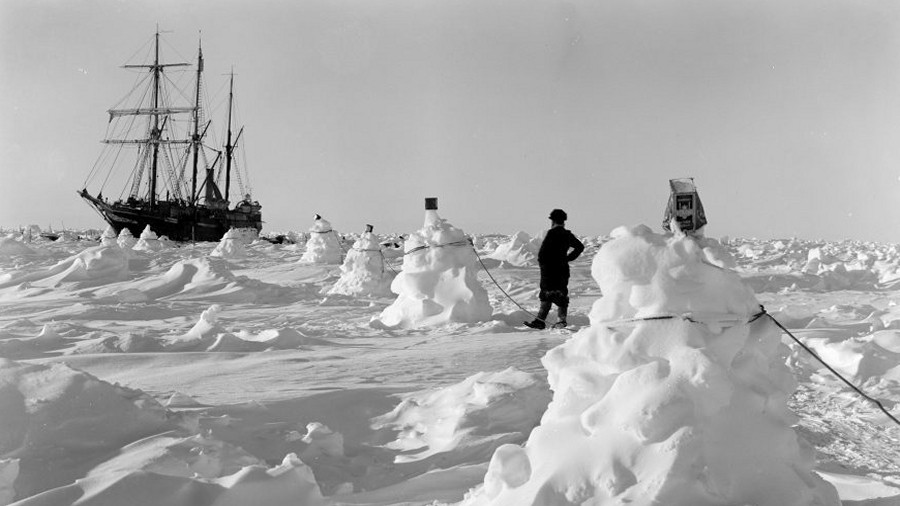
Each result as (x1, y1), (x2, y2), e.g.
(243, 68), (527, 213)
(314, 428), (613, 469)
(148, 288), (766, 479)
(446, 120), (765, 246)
(525, 290), (553, 329)
(537, 300), (552, 321)
(552, 289), (569, 327)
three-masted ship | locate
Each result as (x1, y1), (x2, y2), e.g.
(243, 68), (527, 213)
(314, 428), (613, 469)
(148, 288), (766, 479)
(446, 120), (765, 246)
(79, 32), (262, 242)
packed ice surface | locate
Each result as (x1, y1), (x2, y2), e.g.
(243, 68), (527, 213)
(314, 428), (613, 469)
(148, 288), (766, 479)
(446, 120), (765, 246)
(0, 228), (899, 505)
(462, 225), (840, 506)
(373, 210), (492, 328)
(300, 217), (343, 264)
(211, 228), (249, 259)
(328, 231), (395, 296)
(487, 231), (541, 267)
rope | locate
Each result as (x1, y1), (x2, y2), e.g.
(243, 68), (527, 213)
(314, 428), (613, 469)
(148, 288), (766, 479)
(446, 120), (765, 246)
(425, 236), (900, 432)
(381, 251), (399, 274)
(599, 310), (764, 329)
(765, 311), (900, 428)
(597, 305), (900, 428)
(468, 243), (542, 321)
(404, 239), (472, 256)
(379, 250), (398, 274)
(332, 230), (346, 263)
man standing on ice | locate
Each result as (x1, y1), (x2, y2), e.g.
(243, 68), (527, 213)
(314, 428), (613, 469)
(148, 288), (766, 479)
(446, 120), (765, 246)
(525, 209), (584, 329)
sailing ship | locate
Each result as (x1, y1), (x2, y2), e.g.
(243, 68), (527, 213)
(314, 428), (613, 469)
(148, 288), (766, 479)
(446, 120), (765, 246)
(79, 32), (262, 242)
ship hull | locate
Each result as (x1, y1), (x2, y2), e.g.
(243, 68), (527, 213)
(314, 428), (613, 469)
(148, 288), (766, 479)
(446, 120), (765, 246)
(79, 190), (261, 242)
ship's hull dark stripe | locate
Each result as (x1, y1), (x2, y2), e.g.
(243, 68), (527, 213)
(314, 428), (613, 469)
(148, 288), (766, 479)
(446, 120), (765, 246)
(80, 192), (261, 242)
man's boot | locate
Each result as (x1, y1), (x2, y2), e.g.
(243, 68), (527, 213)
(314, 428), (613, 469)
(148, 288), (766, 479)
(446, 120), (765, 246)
(552, 305), (568, 329)
(525, 301), (551, 329)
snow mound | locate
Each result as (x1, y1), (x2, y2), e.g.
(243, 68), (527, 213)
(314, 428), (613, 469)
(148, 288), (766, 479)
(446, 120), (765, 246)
(15, 444), (326, 506)
(132, 225), (164, 252)
(328, 231), (394, 296)
(235, 327), (330, 348)
(0, 243), (129, 289)
(0, 358), (176, 500)
(0, 236), (37, 256)
(793, 329), (900, 383)
(59, 244), (130, 282)
(373, 210), (492, 328)
(99, 225), (118, 247)
(373, 368), (549, 463)
(299, 422), (345, 458)
(156, 305), (327, 353)
(210, 228), (249, 258)
(300, 217), (342, 264)
(487, 231), (541, 267)
(117, 227), (136, 249)
(462, 225), (839, 506)
(105, 257), (288, 303)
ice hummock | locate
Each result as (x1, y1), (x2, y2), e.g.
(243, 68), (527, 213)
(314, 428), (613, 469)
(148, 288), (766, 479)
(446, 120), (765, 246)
(100, 225), (118, 247)
(487, 231), (541, 267)
(373, 209), (491, 328)
(211, 228), (249, 258)
(132, 225), (163, 252)
(462, 225), (840, 506)
(300, 216), (343, 264)
(328, 230), (394, 296)
(117, 227), (137, 249)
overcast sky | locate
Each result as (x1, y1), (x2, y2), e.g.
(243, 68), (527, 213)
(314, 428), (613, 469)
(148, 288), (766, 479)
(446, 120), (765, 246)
(3, 0), (900, 241)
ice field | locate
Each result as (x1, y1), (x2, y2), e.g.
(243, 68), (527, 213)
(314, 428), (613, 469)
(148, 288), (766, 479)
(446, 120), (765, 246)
(1, 220), (900, 505)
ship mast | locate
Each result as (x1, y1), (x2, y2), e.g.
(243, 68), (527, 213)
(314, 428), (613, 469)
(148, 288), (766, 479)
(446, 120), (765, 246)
(225, 71), (234, 203)
(104, 31), (191, 204)
(191, 38), (204, 205)
(149, 31), (162, 209)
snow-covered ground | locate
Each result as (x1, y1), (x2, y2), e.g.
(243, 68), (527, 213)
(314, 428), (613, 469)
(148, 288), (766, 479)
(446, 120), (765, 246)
(1, 229), (899, 505)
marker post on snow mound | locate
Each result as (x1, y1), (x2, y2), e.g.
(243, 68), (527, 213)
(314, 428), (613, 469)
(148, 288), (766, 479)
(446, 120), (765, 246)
(372, 197), (492, 328)
(662, 177), (707, 235)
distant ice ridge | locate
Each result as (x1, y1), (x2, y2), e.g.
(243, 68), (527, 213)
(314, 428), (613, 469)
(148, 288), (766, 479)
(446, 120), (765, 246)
(328, 231), (394, 296)
(300, 216), (343, 264)
(731, 237), (900, 292)
(373, 209), (491, 328)
(461, 225), (839, 506)
(487, 231), (541, 267)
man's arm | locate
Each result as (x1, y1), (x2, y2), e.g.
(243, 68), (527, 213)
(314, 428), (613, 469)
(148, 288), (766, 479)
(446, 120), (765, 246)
(567, 232), (585, 262)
